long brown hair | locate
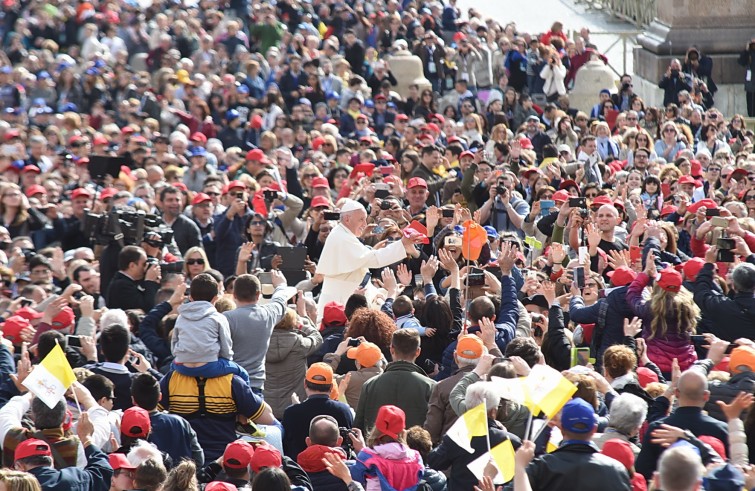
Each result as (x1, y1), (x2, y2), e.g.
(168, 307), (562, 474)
(648, 286), (699, 340)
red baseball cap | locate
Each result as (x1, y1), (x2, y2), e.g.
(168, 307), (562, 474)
(250, 443), (282, 473)
(656, 267), (683, 292)
(223, 440), (254, 469)
(459, 151), (474, 160)
(173, 182), (188, 192)
(519, 137), (533, 149)
(678, 175), (696, 186)
(553, 190), (570, 203)
(246, 148), (266, 161)
(191, 193), (212, 205)
(121, 407), (151, 438)
(682, 257), (705, 281)
(108, 453), (136, 471)
(227, 180), (247, 192)
(690, 159), (703, 177)
(559, 179), (579, 191)
(21, 165), (40, 174)
(636, 366), (659, 388)
(396, 114), (409, 122)
(606, 266), (637, 287)
(92, 135), (109, 146)
(601, 439), (634, 470)
(4, 129), (20, 140)
(310, 195), (331, 209)
(25, 184), (47, 198)
(205, 483), (237, 491)
(1, 315), (31, 343)
(320, 301), (347, 330)
(311, 176), (329, 189)
(687, 199), (717, 214)
(190, 132), (207, 143)
(660, 205), (678, 217)
(15, 439), (51, 461)
(99, 187), (118, 201)
(350, 163), (375, 178)
(51, 306), (75, 330)
(374, 405), (405, 439)
(71, 188), (93, 200)
(311, 136), (325, 151)
(591, 195), (613, 207)
(407, 177), (428, 189)
(15, 306), (42, 321)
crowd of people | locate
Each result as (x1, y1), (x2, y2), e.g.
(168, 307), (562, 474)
(0, 0), (755, 490)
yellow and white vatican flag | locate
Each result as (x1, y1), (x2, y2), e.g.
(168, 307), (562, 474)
(22, 344), (76, 409)
(446, 402), (488, 453)
(467, 439), (516, 483)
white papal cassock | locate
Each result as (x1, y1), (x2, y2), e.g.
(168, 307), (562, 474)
(316, 222), (407, 321)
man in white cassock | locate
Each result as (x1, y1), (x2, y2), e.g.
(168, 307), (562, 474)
(316, 199), (420, 320)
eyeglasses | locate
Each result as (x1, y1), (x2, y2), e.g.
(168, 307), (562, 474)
(229, 192), (244, 198)
(250, 221), (265, 226)
(303, 173), (319, 179)
(706, 167), (721, 173)
(663, 128), (676, 133)
(186, 258), (205, 265)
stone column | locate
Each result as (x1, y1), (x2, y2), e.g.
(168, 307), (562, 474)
(634, 0), (753, 84)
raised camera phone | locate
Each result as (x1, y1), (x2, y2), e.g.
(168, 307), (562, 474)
(467, 267), (485, 287)
(65, 335), (82, 348)
(442, 208), (455, 218)
(258, 272), (273, 284)
(414, 274), (424, 287)
(569, 197), (587, 209)
(710, 216), (729, 228)
(323, 211), (340, 221)
(574, 266), (585, 289)
(540, 200), (555, 216)
(263, 189), (278, 201)
(374, 183), (390, 199)
(706, 208), (720, 217)
(358, 272), (372, 289)
(379, 200), (392, 211)
(571, 347), (591, 367)
(691, 335), (706, 344)
(347, 338), (361, 347)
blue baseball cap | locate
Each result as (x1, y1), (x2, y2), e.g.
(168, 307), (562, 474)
(190, 146), (207, 157)
(0, 66), (12, 74)
(364, 100), (375, 108)
(560, 398), (596, 433)
(61, 103), (78, 112)
(85, 68), (99, 76)
(37, 71), (50, 80)
(237, 84), (250, 94)
(225, 109), (240, 121)
(483, 226), (498, 239)
(326, 92), (340, 100)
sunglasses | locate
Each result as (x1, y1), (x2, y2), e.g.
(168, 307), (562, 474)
(229, 192), (245, 198)
(186, 258), (205, 265)
(250, 221), (266, 226)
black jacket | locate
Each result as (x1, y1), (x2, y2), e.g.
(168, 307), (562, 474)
(636, 406), (728, 480)
(693, 262), (755, 342)
(427, 419), (520, 491)
(168, 214), (202, 255)
(105, 271), (159, 311)
(526, 441), (631, 491)
(705, 371), (755, 422)
(28, 444), (113, 491)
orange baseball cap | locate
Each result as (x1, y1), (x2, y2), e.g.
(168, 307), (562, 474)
(456, 335), (484, 359)
(305, 362), (333, 385)
(347, 342), (382, 368)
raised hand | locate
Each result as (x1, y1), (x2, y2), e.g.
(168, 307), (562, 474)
(396, 263), (412, 286)
(438, 247), (459, 273)
(623, 317), (642, 337)
(420, 256), (440, 282)
(716, 391), (754, 422)
(498, 241), (517, 275)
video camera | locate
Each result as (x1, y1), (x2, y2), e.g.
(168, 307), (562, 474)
(82, 207), (173, 247)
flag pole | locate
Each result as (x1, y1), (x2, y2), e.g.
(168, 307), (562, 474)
(55, 338), (82, 414)
(531, 415), (553, 442)
(523, 411), (533, 441)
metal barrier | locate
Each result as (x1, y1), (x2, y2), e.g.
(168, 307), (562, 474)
(573, 0), (657, 28)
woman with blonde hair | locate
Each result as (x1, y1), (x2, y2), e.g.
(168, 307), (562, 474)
(626, 260), (698, 377)
(263, 307), (323, 418)
(183, 246), (210, 280)
(0, 469), (41, 491)
(0, 183), (46, 239)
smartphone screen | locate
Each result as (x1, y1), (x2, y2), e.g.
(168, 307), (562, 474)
(574, 266), (585, 289)
(358, 272), (372, 288)
(571, 347), (591, 367)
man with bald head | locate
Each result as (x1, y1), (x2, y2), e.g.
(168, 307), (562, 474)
(315, 199), (423, 320)
(636, 368), (728, 480)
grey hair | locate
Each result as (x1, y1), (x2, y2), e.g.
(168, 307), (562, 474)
(465, 381), (499, 412)
(732, 262), (755, 293)
(658, 446), (704, 491)
(100, 309), (129, 330)
(127, 439), (162, 467)
(607, 393), (648, 435)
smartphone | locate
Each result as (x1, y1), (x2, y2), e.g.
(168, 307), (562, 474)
(445, 236), (463, 247)
(706, 208), (720, 217)
(569, 197), (587, 209)
(578, 246), (588, 264)
(375, 189), (390, 199)
(629, 245), (642, 263)
(414, 274), (424, 287)
(717, 237), (735, 250)
(323, 211), (340, 221)
(690, 335), (705, 344)
(304, 291), (314, 301)
(348, 338), (361, 347)
(467, 272), (486, 287)
(710, 216), (729, 228)
(65, 335), (82, 348)
(573, 266), (585, 289)
(441, 208), (455, 218)
(540, 200), (554, 217)
(258, 272), (273, 284)
(571, 347), (591, 367)
(358, 272), (372, 288)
